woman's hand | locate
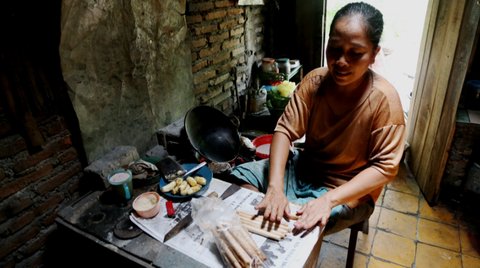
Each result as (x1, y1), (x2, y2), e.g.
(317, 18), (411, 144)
(255, 186), (291, 222)
(293, 195), (334, 231)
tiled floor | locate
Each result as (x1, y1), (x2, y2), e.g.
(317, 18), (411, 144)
(317, 162), (480, 268)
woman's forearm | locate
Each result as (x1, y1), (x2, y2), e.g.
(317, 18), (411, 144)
(324, 166), (393, 208)
(267, 132), (291, 190)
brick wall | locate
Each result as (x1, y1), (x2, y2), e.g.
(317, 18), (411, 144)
(0, 116), (83, 267)
(187, 0), (265, 113)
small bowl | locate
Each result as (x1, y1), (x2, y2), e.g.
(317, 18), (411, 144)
(132, 192), (161, 218)
(252, 134), (273, 159)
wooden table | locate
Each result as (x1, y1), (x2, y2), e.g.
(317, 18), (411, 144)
(56, 179), (323, 267)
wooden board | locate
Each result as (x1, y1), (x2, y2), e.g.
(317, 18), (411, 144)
(407, 0), (480, 204)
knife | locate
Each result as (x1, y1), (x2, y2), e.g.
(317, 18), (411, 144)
(163, 183), (241, 242)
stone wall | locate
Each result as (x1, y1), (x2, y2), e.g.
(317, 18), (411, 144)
(60, 0), (265, 163)
(0, 1), (266, 266)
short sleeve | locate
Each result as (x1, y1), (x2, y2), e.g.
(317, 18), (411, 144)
(369, 124), (406, 177)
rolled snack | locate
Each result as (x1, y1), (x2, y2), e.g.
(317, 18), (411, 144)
(239, 218), (287, 238)
(220, 227), (252, 267)
(230, 226), (266, 262)
(242, 224), (283, 241)
(237, 211), (290, 232)
(212, 229), (242, 268)
(236, 226), (267, 261)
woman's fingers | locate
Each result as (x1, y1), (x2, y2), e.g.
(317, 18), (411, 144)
(293, 199), (331, 231)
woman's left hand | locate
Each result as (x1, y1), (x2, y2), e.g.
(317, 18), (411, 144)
(293, 195), (334, 231)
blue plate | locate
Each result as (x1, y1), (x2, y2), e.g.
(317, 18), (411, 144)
(158, 163), (212, 200)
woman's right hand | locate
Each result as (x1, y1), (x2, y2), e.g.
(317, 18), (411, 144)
(255, 185), (292, 222)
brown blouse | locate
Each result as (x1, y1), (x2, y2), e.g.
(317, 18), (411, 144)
(275, 67), (406, 202)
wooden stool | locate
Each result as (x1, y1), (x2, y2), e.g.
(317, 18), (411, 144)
(346, 219), (369, 268)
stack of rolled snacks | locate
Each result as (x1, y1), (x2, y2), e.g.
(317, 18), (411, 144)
(212, 222), (267, 268)
(236, 211), (290, 241)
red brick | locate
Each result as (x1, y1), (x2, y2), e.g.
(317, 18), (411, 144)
(205, 10), (227, 20)
(35, 162), (82, 194)
(191, 37), (207, 48)
(0, 135), (27, 159)
(0, 163), (54, 200)
(199, 44), (221, 58)
(65, 175), (82, 196)
(14, 135), (73, 173)
(230, 27), (244, 37)
(222, 38), (241, 50)
(188, 2), (214, 12)
(215, 0), (236, 8)
(41, 208), (58, 226)
(0, 193), (35, 223)
(186, 14), (202, 24)
(193, 82), (208, 95)
(35, 194), (63, 216)
(208, 32), (229, 43)
(193, 69), (216, 84)
(0, 224), (39, 259)
(19, 226), (53, 256)
(194, 24), (218, 35)
(228, 8), (244, 16)
(219, 19), (238, 30)
(212, 52), (231, 65)
(39, 116), (67, 138)
(192, 60), (208, 73)
(232, 47), (245, 57)
(58, 147), (78, 164)
(214, 73), (231, 85)
(217, 61), (236, 73)
(0, 210), (35, 235)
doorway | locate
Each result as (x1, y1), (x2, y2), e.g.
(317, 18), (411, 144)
(325, 0), (430, 118)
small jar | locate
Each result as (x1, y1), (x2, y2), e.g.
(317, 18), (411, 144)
(276, 58), (290, 74)
(261, 58), (277, 73)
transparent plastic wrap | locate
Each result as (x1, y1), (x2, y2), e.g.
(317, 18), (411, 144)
(191, 196), (267, 268)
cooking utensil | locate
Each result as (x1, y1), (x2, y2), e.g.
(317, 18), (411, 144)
(156, 156), (186, 181)
(184, 106), (241, 163)
(163, 183), (241, 242)
(183, 162), (207, 177)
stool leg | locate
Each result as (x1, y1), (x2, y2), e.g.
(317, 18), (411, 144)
(346, 228), (358, 268)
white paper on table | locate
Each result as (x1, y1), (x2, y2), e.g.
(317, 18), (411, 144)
(130, 179), (321, 267)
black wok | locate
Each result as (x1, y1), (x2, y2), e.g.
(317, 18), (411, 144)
(184, 106), (241, 163)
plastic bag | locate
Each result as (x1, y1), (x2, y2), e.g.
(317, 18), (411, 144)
(191, 196), (267, 268)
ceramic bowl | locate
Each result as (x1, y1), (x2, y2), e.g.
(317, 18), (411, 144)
(132, 191), (161, 218)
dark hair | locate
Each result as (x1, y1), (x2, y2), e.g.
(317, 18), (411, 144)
(330, 2), (384, 48)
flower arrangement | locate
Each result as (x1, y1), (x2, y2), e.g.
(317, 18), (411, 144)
(266, 81), (296, 118)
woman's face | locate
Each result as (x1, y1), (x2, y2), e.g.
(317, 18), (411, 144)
(326, 15), (379, 90)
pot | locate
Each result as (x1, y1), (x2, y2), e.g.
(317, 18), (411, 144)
(184, 106), (241, 163)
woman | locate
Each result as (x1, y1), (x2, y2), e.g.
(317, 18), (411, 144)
(231, 2), (406, 234)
